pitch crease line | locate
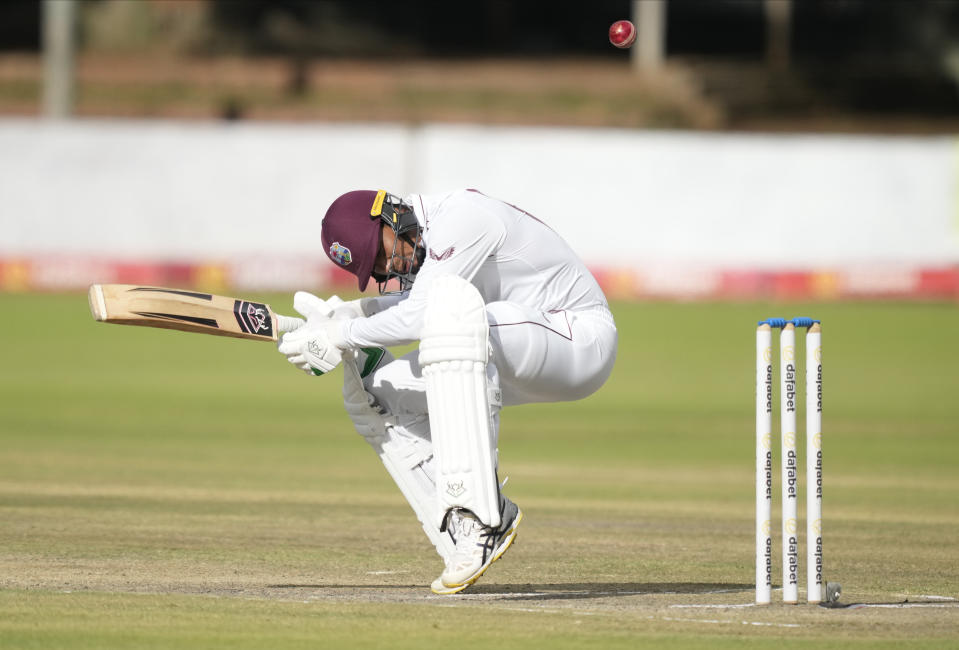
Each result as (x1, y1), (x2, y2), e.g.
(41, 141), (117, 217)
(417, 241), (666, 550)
(670, 603), (756, 609)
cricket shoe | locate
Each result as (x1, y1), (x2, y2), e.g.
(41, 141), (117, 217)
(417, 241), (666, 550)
(430, 497), (522, 595)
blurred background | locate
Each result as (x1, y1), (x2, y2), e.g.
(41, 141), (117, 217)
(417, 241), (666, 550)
(1, 0), (958, 300)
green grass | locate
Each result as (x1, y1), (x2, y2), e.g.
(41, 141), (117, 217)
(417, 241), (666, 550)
(2, 293), (958, 648)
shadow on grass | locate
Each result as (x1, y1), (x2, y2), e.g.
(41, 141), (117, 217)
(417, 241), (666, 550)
(819, 600), (959, 610)
(267, 582), (753, 601)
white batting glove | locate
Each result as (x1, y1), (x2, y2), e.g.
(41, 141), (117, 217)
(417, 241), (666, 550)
(293, 291), (336, 320)
(330, 297), (367, 320)
(277, 317), (345, 375)
(276, 291), (348, 376)
(297, 293), (366, 320)
(278, 322), (343, 375)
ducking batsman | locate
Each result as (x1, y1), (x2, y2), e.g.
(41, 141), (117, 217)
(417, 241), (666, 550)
(277, 189), (618, 593)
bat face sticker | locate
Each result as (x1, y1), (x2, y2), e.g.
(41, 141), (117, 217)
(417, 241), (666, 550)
(234, 300), (273, 337)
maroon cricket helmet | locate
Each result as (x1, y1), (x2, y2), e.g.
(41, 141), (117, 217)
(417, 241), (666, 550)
(321, 190), (382, 292)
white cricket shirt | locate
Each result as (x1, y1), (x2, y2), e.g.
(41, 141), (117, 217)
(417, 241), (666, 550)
(342, 189), (608, 348)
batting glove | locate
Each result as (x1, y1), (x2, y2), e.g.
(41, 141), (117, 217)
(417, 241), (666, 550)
(276, 292), (349, 375)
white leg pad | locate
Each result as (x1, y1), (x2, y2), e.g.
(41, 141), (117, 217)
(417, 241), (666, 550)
(419, 275), (501, 529)
(342, 348), (454, 561)
(376, 425), (454, 561)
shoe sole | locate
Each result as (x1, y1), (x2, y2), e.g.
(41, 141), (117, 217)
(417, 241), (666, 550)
(430, 577), (469, 595)
(430, 508), (523, 595)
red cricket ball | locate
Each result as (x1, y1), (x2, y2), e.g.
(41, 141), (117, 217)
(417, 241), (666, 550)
(609, 19), (636, 49)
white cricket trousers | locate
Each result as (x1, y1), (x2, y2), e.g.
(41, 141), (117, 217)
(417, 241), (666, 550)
(365, 302), (617, 421)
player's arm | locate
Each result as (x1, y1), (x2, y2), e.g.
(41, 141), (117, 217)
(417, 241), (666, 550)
(276, 291), (409, 376)
(341, 208), (507, 349)
(333, 293), (407, 319)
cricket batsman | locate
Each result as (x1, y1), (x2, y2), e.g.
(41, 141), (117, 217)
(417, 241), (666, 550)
(277, 189), (618, 593)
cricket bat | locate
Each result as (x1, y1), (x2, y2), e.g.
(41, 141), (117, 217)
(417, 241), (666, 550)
(88, 284), (280, 342)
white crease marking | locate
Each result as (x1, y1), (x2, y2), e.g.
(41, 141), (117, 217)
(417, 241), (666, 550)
(670, 603), (756, 609)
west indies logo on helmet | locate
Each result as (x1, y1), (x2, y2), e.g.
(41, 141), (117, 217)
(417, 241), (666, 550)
(329, 242), (352, 266)
(320, 189), (424, 294)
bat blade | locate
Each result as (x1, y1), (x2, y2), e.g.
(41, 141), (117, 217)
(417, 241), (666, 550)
(88, 284), (278, 342)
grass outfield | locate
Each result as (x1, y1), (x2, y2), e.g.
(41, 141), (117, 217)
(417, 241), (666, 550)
(1, 292), (958, 648)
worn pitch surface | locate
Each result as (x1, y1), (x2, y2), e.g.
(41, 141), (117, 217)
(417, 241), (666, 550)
(2, 294), (957, 648)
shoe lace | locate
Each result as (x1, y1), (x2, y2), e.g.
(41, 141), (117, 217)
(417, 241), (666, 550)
(449, 509), (480, 542)
(447, 509), (504, 565)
